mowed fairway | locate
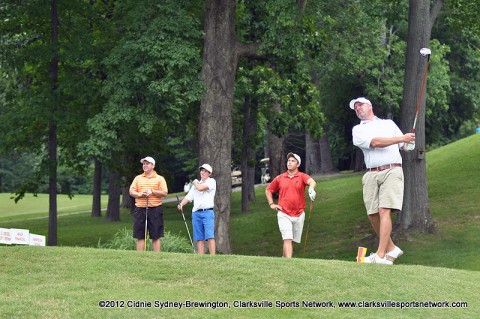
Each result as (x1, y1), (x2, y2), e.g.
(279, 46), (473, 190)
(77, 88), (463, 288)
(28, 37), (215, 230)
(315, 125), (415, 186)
(0, 193), (108, 221)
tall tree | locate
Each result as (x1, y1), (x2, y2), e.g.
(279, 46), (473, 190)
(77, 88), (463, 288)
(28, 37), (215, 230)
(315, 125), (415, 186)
(91, 158), (102, 217)
(240, 95), (258, 212)
(105, 170), (121, 222)
(318, 134), (336, 174)
(200, 0), (237, 253)
(48, 0), (59, 245)
(305, 134), (321, 174)
(201, 0), (324, 250)
(0, 0), (115, 243)
(267, 116), (286, 179)
(397, 0), (444, 233)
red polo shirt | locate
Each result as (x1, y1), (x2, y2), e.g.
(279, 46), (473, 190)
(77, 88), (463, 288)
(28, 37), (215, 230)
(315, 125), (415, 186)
(267, 171), (311, 217)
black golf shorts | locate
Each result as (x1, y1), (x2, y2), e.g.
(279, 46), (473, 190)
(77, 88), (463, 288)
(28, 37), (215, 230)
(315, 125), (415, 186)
(133, 205), (164, 240)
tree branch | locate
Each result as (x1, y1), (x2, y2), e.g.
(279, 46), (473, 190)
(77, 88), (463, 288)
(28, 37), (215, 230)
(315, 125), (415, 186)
(430, 0), (444, 31)
(236, 41), (262, 58)
(297, 0), (307, 12)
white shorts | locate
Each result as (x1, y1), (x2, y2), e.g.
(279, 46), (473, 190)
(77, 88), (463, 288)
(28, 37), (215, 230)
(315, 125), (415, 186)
(277, 211), (305, 243)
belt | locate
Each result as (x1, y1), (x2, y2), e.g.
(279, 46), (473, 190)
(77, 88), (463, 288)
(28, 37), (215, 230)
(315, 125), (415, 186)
(194, 208), (214, 212)
(367, 163), (402, 172)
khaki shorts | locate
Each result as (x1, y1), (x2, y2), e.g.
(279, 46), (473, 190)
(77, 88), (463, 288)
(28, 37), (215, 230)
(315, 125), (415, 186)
(362, 167), (404, 215)
(277, 211), (305, 243)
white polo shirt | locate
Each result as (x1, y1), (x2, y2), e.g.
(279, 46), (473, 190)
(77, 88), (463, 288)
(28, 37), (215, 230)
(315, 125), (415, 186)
(352, 117), (404, 168)
(185, 177), (216, 212)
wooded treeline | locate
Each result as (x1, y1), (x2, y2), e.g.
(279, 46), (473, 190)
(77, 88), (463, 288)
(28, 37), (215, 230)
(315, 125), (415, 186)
(1, 0), (479, 250)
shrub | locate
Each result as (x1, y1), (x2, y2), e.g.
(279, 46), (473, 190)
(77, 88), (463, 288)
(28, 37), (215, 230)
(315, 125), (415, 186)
(97, 227), (194, 253)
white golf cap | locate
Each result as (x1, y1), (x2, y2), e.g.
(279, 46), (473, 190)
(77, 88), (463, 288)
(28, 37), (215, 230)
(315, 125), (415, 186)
(199, 163), (213, 174)
(140, 156), (155, 165)
(349, 97), (372, 110)
(287, 152), (301, 166)
(420, 48), (431, 56)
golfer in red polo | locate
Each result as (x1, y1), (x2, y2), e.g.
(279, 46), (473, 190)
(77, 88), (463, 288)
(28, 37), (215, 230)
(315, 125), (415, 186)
(265, 153), (316, 258)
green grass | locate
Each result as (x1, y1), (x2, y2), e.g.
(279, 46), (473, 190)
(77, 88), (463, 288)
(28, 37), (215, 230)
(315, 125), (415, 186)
(1, 246), (478, 319)
(0, 135), (479, 318)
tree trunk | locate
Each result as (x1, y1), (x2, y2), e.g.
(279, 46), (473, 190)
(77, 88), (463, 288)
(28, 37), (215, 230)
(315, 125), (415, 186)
(48, 124), (58, 245)
(241, 160), (256, 212)
(268, 131), (285, 179)
(91, 158), (102, 217)
(267, 103), (285, 179)
(319, 133), (337, 174)
(305, 134), (321, 175)
(241, 95), (257, 212)
(309, 68), (336, 175)
(105, 170), (121, 222)
(121, 187), (131, 209)
(48, 0), (59, 246)
(396, 0), (442, 233)
(353, 148), (365, 172)
(200, 0), (238, 254)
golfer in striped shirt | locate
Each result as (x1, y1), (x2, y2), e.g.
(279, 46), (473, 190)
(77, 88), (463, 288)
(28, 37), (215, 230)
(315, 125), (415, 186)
(129, 156), (168, 252)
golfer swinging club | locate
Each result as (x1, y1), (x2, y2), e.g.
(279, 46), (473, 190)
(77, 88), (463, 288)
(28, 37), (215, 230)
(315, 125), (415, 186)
(129, 156), (168, 252)
(350, 97), (415, 265)
(265, 153), (316, 258)
(177, 164), (217, 255)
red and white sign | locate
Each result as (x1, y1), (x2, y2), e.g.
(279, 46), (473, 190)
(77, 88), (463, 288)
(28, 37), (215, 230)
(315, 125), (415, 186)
(0, 228), (12, 244)
(10, 228), (30, 245)
(0, 228), (45, 246)
(29, 233), (46, 246)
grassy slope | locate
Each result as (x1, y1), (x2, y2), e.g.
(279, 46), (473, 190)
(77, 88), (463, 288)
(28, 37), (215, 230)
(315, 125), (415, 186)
(1, 135), (479, 270)
(398, 134), (480, 270)
(1, 246), (478, 319)
(230, 134), (480, 270)
(0, 135), (479, 318)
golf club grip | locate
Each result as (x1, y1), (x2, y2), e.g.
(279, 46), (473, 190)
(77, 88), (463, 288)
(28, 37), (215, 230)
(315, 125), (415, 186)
(411, 117), (417, 133)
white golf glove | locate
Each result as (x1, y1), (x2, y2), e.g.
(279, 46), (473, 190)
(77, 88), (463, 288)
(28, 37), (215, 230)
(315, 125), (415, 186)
(404, 143), (415, 151)
(308, 188), (316, 201)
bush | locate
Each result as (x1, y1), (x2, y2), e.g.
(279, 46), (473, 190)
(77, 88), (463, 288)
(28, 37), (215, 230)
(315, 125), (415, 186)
(97, 227), (194, 253)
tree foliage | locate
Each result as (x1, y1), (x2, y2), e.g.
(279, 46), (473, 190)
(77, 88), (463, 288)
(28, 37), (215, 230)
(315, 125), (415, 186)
(0, 0), (100, 200)
(81, 0), (204, 163)
(0, 0), (479, 244)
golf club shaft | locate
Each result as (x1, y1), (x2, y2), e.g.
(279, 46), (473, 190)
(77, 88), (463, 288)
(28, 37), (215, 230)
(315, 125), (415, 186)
(177, 195), (195, 253)
(412, 56), (430, 133)
(181, 209), (195, 253)
(302, 200), (314, 258)
(144, 196), (148, 251)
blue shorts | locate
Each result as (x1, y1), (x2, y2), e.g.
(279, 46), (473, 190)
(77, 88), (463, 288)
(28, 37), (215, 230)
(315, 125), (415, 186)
(192, 209), (215, 241)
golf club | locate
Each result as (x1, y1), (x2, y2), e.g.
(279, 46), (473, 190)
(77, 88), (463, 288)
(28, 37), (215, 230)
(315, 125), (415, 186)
(407, 47), (431, 151)
(302, 200), (314, 258)
(176, 195), (195, 254)
(144, 195), (149, 251)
